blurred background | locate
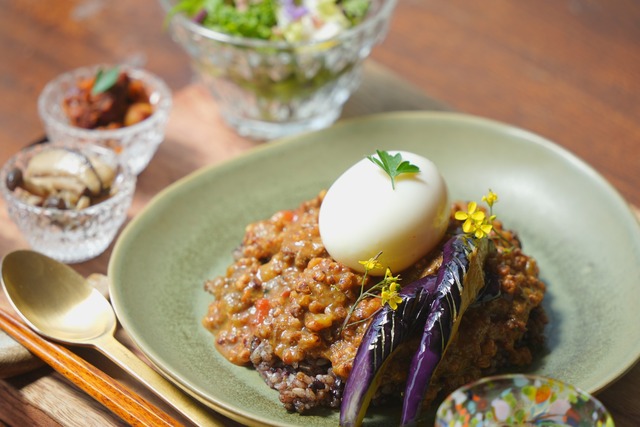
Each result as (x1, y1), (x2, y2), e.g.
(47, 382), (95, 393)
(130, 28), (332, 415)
(1, 0), (639, 206)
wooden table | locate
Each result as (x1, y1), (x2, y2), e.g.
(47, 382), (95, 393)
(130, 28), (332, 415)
(1, 0), (639, 426)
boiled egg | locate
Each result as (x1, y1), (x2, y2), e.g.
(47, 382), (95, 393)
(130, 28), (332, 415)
(319, 151), (449, 275)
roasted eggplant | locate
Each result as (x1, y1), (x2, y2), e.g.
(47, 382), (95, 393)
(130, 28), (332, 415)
(401, 235), (490, 425)
(339, 235), (492, 427)
(339, 275), (437, 427)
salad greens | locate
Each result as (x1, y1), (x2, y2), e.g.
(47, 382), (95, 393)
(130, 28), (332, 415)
(170, 0), (371, 41)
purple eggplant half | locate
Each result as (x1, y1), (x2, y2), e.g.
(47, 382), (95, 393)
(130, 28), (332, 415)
(339, 235), (492, 427)
(339, 274), (438, 427)
(401, 235), (490, 425)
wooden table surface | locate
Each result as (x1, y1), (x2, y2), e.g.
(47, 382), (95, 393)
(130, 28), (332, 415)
(1, 0), (639, 426)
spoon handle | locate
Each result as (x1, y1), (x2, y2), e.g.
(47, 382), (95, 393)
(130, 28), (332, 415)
(0, 309), (182, 427)
(94, 335), (227, 427)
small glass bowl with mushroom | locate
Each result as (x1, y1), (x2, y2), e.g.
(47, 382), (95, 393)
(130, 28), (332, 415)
(38, 64), (172, 175)
(0, 142), (135, 264)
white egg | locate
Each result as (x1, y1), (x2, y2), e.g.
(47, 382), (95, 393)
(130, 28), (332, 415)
(319, 151), (449, 275)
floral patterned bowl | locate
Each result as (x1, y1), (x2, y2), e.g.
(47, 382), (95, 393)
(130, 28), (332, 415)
(435, 374), (615, 427)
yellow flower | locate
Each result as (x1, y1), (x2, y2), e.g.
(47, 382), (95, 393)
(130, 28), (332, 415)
(455, 200), (496, 238)
(381, 269), (402, 309)
(358, 256), (383, 272)
(453, 190), (512, 248)
(383, 267), (400, 283)
(381, 282), (402, 310)
(454, 201), (486, 234)
(473, 221), (493, 239)
(482, 190), (498, 207)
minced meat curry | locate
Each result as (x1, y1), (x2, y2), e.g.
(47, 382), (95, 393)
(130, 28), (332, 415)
(202, 191), (547, 413)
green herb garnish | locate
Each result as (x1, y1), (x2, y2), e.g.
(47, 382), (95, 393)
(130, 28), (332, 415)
(170, 0), (278, 40)
(91, 67), (120, 95)
(367, 150), (421, 189)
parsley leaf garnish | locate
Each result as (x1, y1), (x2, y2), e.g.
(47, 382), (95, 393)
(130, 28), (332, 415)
(91, 67), (120, 95)
(367, 150), (421, 189)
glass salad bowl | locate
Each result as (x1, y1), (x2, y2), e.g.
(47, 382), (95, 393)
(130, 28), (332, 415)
(160, 0), (398, 140)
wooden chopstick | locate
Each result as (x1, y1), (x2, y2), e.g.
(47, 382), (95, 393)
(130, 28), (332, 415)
(0, 309), (183, 427)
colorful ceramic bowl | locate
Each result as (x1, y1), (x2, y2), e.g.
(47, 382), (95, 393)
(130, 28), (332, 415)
(435, 374), (615, 427)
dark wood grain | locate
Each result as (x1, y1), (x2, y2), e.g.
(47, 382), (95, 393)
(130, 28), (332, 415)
(0, 0), (639, 426)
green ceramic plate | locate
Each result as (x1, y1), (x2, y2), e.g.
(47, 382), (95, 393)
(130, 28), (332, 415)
(109, 112), (640, 427)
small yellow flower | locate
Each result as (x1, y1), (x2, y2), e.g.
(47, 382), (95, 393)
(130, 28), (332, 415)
(381, 282), (402, 310)
(454, 201), (486, 234)
(383, 267), (401, 283)
(358, 256), (383, 272)
(482, 190), (498, 207)
(452, 190), (511, 248)
(473, 221), (493, 239)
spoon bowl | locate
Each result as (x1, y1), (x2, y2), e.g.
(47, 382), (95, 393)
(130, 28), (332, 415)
(2, 250), (115, 343)
(1, 250), (222, 426)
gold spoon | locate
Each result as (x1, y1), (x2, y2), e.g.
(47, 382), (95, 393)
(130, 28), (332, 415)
(1, 250), (224, 427)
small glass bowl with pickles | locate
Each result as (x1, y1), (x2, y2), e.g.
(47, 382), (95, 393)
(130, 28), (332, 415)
(38, 64), (172, 175)
(1, 141), (135, 264)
